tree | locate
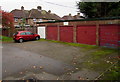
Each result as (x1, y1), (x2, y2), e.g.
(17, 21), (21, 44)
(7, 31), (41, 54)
(76, 2), (120, 18)
(19, 18), (26, 29)
(1, 11), (15, 36)
(1, 11), (14, 29)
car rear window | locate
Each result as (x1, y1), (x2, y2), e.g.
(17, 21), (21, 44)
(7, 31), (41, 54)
(13, 32), (18, 35)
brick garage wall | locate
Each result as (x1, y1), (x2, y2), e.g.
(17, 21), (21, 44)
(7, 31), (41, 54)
(38, 18), (120, 48)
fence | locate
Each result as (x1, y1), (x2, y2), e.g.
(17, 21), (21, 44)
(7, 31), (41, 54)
(2, 26), (37, 37)
(37, 17), (120, 48)
(2, 28), (9, 36)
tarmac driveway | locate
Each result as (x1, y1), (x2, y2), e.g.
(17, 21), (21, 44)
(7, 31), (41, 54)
(2, 43), (76, 80)
(2, 40), (117, 80)
(5, 41), (87, 65)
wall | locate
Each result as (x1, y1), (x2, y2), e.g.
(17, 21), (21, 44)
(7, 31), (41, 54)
(38, 18), (120, 48)
(2, 26), (37, 37)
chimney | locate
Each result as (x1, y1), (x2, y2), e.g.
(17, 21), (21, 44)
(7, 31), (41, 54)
(69, 13), (71, 16)
(37, 6), (42, 11)
(77, 13), (80, 16)
(21, 6), (24, 10)
(48, 10), (51, 13)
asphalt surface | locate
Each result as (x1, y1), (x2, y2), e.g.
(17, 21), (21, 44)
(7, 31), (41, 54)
(2, 43), (75, 80)
(2, 41), (113, 80)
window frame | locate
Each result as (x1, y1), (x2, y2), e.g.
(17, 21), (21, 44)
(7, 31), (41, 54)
(33, 19), (36, 22)
(20, 32), (26, 35)
(14, 18), (18, 22)
(25, 32), (33, 35)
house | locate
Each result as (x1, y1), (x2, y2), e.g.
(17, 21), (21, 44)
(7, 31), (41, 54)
(62, 13), (84, 20)
(73, 13), (85, 19)
(11, 6), (61, 28)
(61, 13), (74, 20)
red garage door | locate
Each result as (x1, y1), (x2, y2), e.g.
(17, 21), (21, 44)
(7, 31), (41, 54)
(99, 24), (119, 48)
(76, 25), (96, 45)
(60, 26), (73, 43)
(47, 26), (58, 40)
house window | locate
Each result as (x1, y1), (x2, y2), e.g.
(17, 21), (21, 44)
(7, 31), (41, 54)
(14, 18), (18, 22)
(33, 19), (36, 22)
(39, 19), (43, 22)
(20, 18), (23, 21)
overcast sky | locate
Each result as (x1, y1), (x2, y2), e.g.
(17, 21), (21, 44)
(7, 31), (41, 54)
(0, 0), (81, 17)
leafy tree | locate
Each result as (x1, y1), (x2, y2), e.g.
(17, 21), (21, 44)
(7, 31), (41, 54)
(76, 2), (120, 18)
(19, 18), (26, 29)
(1, 11), (14, 29)
(1, 11), (15, 36)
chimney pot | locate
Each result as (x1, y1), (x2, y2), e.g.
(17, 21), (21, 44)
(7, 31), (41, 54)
(21, 6), (24, 10)
(77, 13), (80, 16)
(37, 6), (42, 10)
(69, 13), (71, 16)
(48, 10), (51, 13)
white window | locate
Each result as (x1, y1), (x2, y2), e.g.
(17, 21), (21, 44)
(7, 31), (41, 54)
(14, 18), (18, 22)
(33, 19), (36, 22)
(20, 18), (23, 21)
(39, 19), (43, 22)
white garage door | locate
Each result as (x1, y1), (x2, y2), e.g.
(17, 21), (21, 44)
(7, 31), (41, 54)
(37, 26), (46, 39)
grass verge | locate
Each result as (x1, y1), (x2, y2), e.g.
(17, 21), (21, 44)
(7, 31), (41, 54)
(39, 39), (99, 50)
(99, 63), (120, 80)
(0, 36), (13, 42)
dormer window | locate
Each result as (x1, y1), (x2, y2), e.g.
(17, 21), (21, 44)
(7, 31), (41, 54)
(33, 19), (36, 22)
(14, 18), (18, 22)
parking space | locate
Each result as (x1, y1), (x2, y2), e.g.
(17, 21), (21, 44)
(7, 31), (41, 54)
(2, 40), (118, 80)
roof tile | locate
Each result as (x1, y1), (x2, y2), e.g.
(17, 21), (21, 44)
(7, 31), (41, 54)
(11, 8), (61, 20)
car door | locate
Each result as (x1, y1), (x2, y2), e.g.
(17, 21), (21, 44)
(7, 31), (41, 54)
(20, 32), (27, 40)
(25, 32), (34, 40)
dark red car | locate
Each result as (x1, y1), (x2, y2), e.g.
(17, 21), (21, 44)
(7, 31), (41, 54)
(13, 31), (40, 43)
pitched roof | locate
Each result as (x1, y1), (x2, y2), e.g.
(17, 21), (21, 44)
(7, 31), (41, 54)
(62, 14), (84, 20)
(73, 15), (84, 19)
(11, 9), (29, 18)
(45, 13), (61, 20)
(11, 7), (61, 20)
(62, 15), (74, 20)
(29, 9), (61, 20)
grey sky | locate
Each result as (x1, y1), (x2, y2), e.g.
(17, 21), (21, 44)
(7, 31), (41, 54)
(0, 0), (80, 17)
(1, 0), (119, 17)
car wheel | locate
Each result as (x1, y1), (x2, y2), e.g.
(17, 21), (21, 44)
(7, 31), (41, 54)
(35, 36), (40, 40)
(19, 38), (23, 43)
